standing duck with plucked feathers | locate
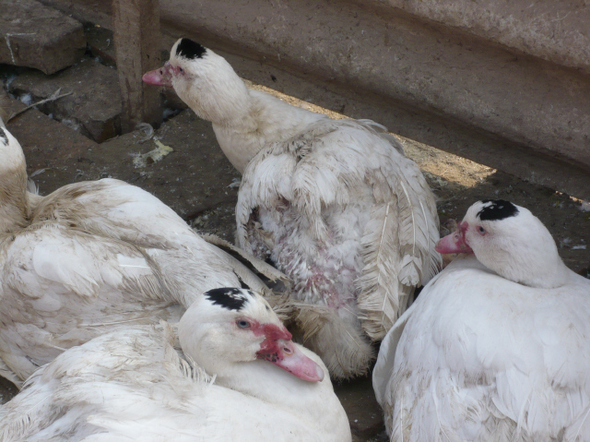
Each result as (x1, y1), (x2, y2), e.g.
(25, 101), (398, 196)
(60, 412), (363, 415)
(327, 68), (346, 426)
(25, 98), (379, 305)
(0, 117), (287, 387)
(373, 200), (590, 441)
(144, 38), (441, 379)
(0, 288), (352, 441)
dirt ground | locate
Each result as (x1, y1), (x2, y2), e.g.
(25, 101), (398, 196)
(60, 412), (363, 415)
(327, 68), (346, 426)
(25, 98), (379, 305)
(1, 48), (589, 441)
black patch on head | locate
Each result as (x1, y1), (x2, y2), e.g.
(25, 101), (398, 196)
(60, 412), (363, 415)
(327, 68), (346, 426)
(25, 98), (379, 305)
(176, 38), (206, 60)
(205, 288), (250, 311)
(0, 128), (7, 145)
(477, 200), (519, 221)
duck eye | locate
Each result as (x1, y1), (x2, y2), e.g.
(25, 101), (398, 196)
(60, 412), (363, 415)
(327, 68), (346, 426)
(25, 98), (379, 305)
(477, 226), (486, 235)
(179, 67), (184, 73)
(236, 319), (251, 329)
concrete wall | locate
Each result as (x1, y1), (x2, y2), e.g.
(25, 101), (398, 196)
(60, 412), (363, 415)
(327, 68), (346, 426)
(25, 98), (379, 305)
(41, 0), (590, 199)
(380, 0), (590, 75)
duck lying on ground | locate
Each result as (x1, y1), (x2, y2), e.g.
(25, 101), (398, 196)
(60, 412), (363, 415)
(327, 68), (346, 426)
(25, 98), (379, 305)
(373, 200), (590, 441)
(0, 288), (351, 442)
(0, 118), (286, 387)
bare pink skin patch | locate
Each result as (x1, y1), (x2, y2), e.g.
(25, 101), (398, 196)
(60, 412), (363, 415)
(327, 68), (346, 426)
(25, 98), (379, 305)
(142, 62), (175, 87)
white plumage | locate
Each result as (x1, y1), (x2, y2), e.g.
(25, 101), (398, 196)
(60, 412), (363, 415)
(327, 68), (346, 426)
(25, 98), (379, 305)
(143, 38), (441, 379)
(0, 288), (351, 441)
(0, 121), (284, 387)
(373, 200), (590, 440)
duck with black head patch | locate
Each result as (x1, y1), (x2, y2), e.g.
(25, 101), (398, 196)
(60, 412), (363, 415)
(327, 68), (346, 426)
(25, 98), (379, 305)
(0, 115), (287, 388)
(144, 38), (441, 380)
(0, 288), (352, 441)
(373, 199), (590, 441)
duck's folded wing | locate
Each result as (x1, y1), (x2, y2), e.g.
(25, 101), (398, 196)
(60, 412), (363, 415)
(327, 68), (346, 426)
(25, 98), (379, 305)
(31, 178), (195, 249)
(32, 178), (276, 306)
(0, 225), (175, 380)
(372, 302), (416, 407)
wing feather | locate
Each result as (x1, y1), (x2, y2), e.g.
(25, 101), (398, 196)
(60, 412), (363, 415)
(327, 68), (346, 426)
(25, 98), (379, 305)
(0, 224), (176, 381)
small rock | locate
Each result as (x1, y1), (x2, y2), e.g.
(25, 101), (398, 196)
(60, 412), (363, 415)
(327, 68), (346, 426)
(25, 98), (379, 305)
(0, 0), (85, 74)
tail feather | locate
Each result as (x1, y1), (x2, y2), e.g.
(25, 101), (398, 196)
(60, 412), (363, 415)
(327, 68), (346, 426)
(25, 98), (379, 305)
(357, 202), (409, 340)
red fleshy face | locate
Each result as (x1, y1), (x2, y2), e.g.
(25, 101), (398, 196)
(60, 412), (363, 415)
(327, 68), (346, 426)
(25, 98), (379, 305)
(435, 221), (474, 254)
(258, 323), (292, 341)
(255, 323), (292, 359)
(254, 323), (323, 382)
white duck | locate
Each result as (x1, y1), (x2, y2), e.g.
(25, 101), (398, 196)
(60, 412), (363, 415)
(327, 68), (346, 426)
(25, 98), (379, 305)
(0, 288), (352, 441)
(0, 121), (286, 387)
(373, 200), (590, 441)
(143, 38), (441, 379)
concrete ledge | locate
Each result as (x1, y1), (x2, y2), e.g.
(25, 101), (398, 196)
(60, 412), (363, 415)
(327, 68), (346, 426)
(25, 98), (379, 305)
(161, 0), (590, 165)
(379, 0), (590, 75)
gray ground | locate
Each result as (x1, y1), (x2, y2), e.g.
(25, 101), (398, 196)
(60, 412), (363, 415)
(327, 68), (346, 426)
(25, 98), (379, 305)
(1, 48), (589, 441)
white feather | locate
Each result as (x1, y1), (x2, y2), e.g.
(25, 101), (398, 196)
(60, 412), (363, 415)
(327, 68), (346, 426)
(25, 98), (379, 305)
(374, 201), (590, 440)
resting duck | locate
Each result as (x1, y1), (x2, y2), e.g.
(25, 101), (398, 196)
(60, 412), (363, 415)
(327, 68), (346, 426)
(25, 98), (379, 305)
(373, 200), (590, 440)
(143, 38), (441, 379)
(0, 121), (285, 387)
(0, 288), (352, 441)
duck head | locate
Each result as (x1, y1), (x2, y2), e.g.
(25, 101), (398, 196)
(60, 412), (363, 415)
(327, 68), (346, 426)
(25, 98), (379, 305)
(178, 287), (324, 382)
(142, 38), (251, 127)
(436, 200), (571, 288)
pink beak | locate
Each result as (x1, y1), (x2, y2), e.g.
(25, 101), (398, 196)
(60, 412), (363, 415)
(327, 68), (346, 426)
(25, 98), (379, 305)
(142, 61), (175, 87)
(257, 332), (324, 382)
(273, 340), (325, 382)
(435, 222), (474, 254)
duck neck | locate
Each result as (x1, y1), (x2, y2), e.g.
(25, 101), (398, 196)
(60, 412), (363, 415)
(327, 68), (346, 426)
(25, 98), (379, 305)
(480, 241), (574, 289)
(177, 75), (259, 172)
(0, 175), (29, 233)
(174, 57), (254, 130)
(212, 90), (322, 173)
(211, 118), (261, 173)
(0, 160), (30, 234)
(214, 358), (339, 431)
